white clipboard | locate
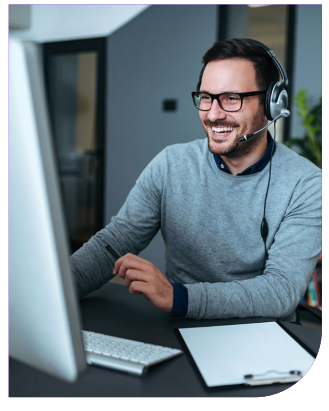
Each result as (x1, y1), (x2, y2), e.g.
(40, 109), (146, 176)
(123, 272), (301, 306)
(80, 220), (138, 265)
(177, 322), (315, 387)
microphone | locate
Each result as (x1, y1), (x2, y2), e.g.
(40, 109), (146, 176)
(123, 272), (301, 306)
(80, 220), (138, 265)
(238, 109), (290, 142)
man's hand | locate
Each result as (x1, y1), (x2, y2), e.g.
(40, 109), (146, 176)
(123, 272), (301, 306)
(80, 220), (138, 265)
(113, 254), (173, 312)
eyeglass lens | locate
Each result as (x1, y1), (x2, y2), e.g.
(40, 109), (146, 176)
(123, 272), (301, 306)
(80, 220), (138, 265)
(194, 93), (242, 111)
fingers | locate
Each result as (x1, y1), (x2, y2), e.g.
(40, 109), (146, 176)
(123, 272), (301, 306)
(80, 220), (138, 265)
(128, 281), (149, 299)
(128, 278), (173, 312)
(113, 253), (153, 278)
(124, 268), (151, 287)
(111, 253), (173, 312)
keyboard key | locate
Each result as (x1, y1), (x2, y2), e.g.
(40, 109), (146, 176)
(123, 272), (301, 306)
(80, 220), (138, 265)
(82, 330), (182, 374)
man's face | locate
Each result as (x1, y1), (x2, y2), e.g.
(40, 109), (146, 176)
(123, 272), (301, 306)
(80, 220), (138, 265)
(199, 59), (268, 158)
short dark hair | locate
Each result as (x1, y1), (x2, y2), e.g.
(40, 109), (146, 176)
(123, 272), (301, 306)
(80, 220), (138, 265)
(202, 38), (280, 91)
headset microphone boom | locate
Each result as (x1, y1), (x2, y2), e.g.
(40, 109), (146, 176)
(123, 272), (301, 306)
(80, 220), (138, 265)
(238, 109), (290, 142)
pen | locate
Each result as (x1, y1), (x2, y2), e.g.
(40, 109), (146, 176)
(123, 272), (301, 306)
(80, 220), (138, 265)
(105, 244), (121, 261)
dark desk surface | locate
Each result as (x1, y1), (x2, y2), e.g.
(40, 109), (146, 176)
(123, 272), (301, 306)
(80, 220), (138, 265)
(9, 282), (322, 397)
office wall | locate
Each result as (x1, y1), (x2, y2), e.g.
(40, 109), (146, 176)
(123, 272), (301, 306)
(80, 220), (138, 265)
(105, 5), (217, 271)
(290, 5), (322, 138)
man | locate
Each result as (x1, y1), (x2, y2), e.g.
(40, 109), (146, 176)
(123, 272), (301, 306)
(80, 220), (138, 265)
(70, 38), (321, 322)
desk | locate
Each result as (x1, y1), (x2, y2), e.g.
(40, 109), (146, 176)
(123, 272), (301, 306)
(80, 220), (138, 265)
(9, 283), (322, 397)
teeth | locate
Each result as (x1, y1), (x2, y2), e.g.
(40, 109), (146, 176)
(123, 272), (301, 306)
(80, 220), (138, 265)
(212, 127), (234, 133)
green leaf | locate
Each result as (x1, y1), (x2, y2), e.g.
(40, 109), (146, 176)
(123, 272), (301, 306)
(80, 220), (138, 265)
(284, 89), (322, 168)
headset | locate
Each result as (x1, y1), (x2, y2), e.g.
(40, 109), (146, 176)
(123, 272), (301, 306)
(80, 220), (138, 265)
(195, 39), (290, 270)
(196, 38), (289, 122)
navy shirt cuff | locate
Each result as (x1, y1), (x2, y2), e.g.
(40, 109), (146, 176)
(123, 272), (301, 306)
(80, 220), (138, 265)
(170, 283), (188, 317)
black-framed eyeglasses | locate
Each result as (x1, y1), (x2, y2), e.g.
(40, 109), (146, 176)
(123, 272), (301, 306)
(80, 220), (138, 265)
(191, 90), (266, 112)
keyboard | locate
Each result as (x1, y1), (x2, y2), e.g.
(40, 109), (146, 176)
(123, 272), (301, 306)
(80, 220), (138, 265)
(82, 330), (183, 376)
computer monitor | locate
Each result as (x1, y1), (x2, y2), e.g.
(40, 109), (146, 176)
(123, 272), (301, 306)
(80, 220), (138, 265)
(9, 39), (86, 382)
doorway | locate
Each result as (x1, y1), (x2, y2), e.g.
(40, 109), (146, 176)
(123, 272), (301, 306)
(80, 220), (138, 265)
(43, 37), (106, 253)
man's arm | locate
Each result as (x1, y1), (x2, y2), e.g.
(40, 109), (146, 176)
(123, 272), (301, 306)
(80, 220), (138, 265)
(111, 169), (321, 322)
(70, 149), (166, 298)
(71, 144), (321, 321)
(184, 170), (322, 320)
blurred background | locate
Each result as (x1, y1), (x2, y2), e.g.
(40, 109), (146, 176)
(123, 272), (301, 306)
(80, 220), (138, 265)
(9, 4), (322, 287)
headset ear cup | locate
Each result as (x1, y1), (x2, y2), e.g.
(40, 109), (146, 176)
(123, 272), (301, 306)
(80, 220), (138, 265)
(265, 81), (277, 120)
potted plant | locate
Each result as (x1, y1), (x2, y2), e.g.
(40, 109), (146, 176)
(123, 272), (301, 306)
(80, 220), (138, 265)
(284, 89), (322, 168)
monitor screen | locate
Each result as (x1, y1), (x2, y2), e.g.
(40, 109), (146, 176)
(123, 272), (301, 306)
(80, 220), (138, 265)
(9, 39), (86, 382)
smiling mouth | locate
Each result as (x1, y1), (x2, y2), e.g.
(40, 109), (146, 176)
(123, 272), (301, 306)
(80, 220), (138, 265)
(211, 126), (236, 139)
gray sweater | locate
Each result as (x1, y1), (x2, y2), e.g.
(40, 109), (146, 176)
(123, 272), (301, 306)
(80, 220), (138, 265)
(70, 138), (322, 322)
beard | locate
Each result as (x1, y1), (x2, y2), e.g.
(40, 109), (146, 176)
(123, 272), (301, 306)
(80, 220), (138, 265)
(202, 106), (267, 159)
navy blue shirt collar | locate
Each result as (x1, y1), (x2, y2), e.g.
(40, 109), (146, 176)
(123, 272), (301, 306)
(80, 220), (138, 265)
(213, 132), (275, 175)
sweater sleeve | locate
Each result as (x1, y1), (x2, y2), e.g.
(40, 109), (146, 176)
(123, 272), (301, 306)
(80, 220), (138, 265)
(184, 170), (322, 321)
(69, 150), (165, 298)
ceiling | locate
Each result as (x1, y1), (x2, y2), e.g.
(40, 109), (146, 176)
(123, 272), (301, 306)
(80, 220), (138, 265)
(9, 5), (150, 43)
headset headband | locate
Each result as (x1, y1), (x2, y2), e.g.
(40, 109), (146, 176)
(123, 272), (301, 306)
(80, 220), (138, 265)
(245, 38), (288, 89)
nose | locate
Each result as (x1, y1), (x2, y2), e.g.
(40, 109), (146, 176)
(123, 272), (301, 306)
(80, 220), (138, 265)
(207, 98), (227, 122)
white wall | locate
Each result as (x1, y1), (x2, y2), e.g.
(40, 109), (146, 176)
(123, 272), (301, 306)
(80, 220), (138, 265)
(9, 4), (149, 42)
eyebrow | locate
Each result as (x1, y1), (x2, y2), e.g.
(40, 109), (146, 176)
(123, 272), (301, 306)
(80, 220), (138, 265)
(199, 90), (240, 94)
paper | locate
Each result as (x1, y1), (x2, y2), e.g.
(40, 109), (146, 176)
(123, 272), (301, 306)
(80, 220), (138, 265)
(178, 322), (315, 387)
